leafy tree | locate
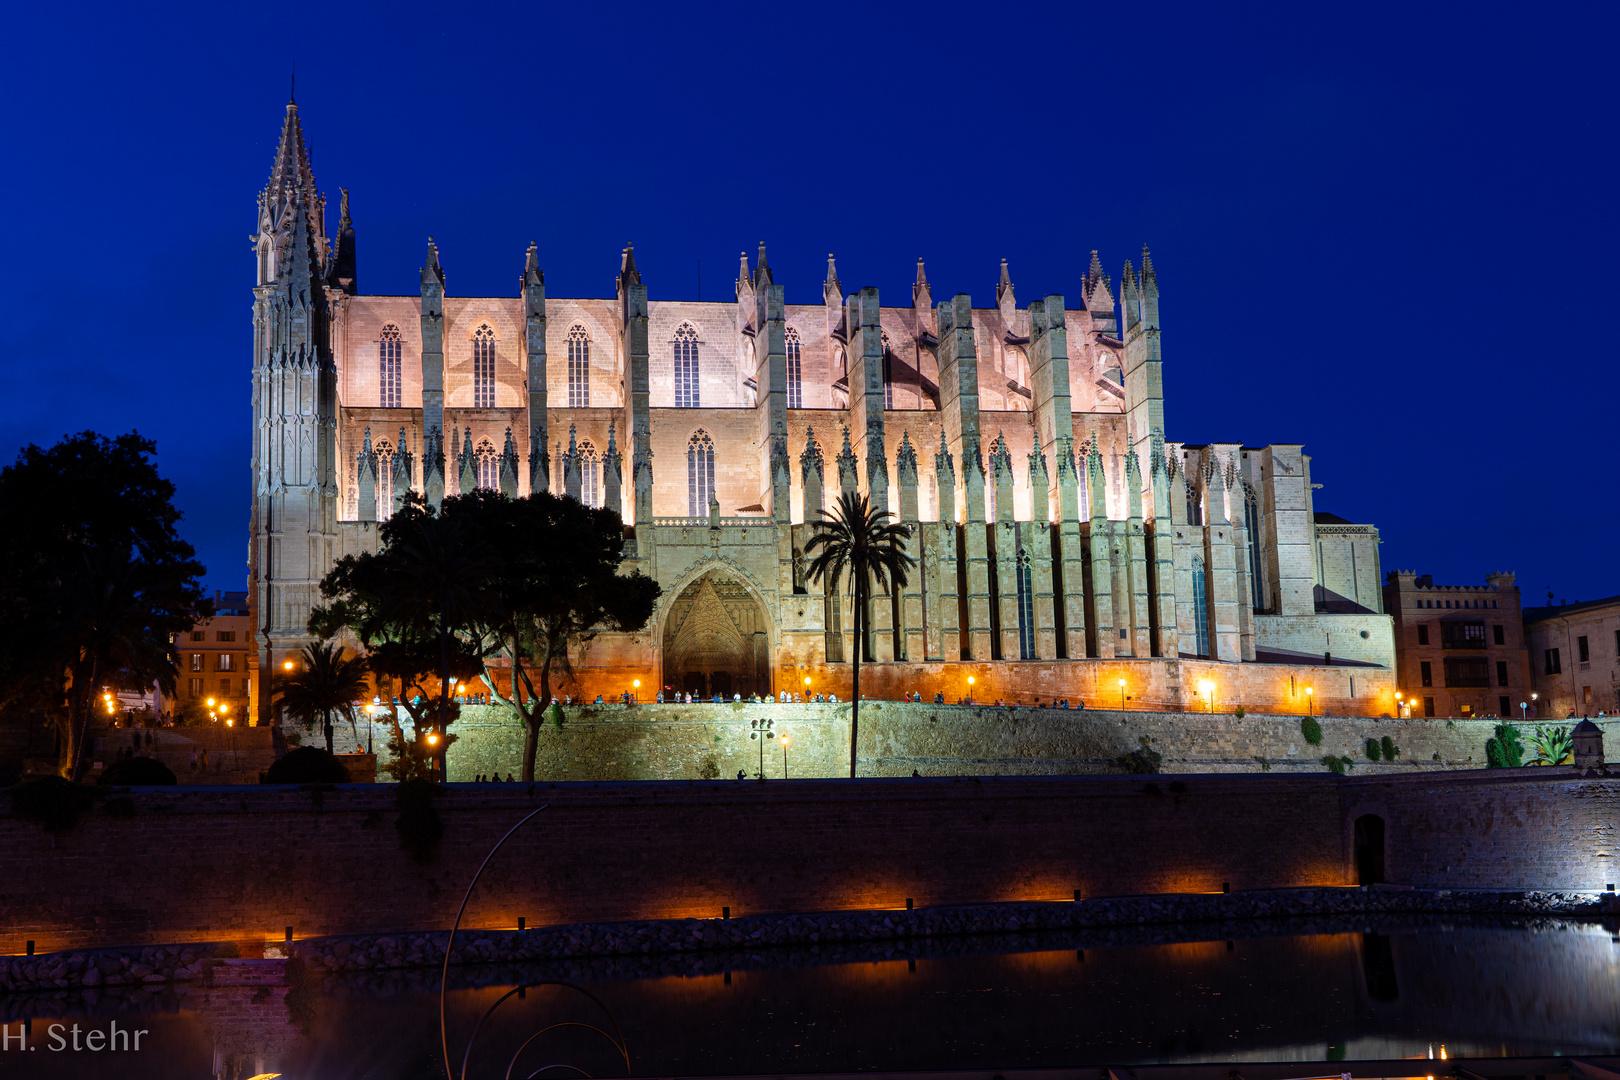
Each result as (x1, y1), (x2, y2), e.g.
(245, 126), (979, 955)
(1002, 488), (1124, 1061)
(0, 432), (208, 779)
(314, 490), (658, 783)
(1365, 737), (1382, 761)
(1486, 723), (1525, 768)
(1529, 724), (1573, 766)
(314, 493), (490, 778)
(454, 491), (658, 783)
(273, 642), (370, 753)
(1300, 715), (1323, 746)
(805, 491), (915, 778)
(1380, 735), (1400, 761)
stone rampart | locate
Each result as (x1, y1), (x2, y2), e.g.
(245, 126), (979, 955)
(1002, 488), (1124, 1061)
(364, 703), (1615, 783)
(1, 770), (1614, 955)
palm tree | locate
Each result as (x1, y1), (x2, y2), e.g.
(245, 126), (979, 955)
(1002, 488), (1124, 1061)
(805, 490), (915, 777)
(274, 642), (370, 753)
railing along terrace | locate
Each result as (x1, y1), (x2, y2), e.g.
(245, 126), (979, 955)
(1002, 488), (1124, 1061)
(651, 516), (770, 527)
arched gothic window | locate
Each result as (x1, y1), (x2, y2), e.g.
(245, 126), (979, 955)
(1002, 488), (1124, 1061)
(476, 438), (498, 491)
(1192, 556), (1211, 659)
(1186, 480), (1203, 526)
(785, 326), (803, 409)
(674, 324), (700, 408)
(1015, 548), (1036, 659)
(567, 326), (590, 408)
(373, 439), (395, 520)
(687, 429), (714, 516)
(379, 325), (402, 408)
(1244, 494), (1265, 612)
(473, 325), (496, 408)
(578, 440), (600, 508)
(881, 331), (895, 409)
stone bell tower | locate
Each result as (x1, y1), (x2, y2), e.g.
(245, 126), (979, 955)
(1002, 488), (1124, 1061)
(248, 93), (341, 725)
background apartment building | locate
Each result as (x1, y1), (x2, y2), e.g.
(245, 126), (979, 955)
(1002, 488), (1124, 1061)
(1523, 595), (1620, 718)
(170, 590), (256, 723)
(1383, 571), (1529, 719)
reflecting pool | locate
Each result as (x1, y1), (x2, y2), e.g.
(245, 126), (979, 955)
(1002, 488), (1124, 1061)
(2, 916), (1617, 1078)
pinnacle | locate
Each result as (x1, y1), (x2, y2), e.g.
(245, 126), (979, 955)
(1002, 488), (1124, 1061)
(916, 258), (927, 284)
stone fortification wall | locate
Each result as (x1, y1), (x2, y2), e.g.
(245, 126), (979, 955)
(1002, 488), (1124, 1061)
(368, 703), (1614, 783)
(1, 771), (1613, 954)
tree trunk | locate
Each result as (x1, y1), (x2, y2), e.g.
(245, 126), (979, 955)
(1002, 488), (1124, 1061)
(850, 574), (860, 779)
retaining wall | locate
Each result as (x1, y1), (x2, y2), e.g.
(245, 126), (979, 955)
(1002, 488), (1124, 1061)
(1, 769), (1613, 954)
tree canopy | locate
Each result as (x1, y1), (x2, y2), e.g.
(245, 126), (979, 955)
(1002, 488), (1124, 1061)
(0, 432), (209, 778)
(314, 489), (658, 782)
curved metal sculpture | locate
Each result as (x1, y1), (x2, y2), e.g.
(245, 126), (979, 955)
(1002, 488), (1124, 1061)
(437, 801), (632, 1080)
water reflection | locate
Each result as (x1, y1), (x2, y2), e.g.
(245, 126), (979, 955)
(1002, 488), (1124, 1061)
(2, 917), (1617, 1078)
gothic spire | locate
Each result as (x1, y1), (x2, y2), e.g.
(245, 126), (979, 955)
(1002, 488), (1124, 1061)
(753, 241), (773, 288)
(618, 243), (641, 291)
(913, 257), (931, 307)
(423, 237), (444, 288)
(327, 187), (356, 294)
(996, 258), (1014, 308)
(823, 253), (842, 306)
(524, 241), (543, 286)
(259, 99), (328, 277)
(1140, 244), (1158, 300)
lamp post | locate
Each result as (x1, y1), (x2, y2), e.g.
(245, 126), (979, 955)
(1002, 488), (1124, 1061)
(967, 675), (975, 704)
(632, 679), (640, 704)
(1306, 686), (1314, 716)
(749, 718), (774, 778)
(1118, 678), (1126, 710)
(1197, 679), (1214, 714)
(803, 675), (811, 702)
(780, 734), (790, 779)
(1530, 692), (1538, 718)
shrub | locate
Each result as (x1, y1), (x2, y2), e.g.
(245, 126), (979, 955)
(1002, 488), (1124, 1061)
(1116, 737), (1162, 774)
(1301, 715), (1323, 746)
(696, 755), (720, 780)
(264, 747), (352, 785)
(1233, 705), (1246, 720)
(96, 757), (177, 786)
(1365, 738), (1382, 761)
(9, 776), (97, 832)
(1485, 724), (1525, 769)
(395, 778), (444, 863)
(1322, 755), (1355, 776)
(1380, 735), (1400, 761)
(1528, 725), (1573, 765)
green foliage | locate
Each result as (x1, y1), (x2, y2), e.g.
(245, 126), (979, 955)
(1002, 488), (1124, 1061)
(377, 714), (440, 783)
(1116, 736), (1163, 774)
(1486, 724), (1525, 768)
(1365, 738), (1382, 761)
(8, 776), (97, 831)
(264, 747), (352, 785)
(96, 757), (176, 786)
(1322, 755), (1355, 775)
(1301, 715), (1323, 746)
(273, 642), (370, 739)
(1233, 705), (1246, 719)
(697, 755), (720, 780)
(314, 490), (658, 783)
(0, 432), (209, 778)
(1380, 735), (1400, 761)
(1530, 725), (1574, 766)
(805, 491), (916, 779)
(395, 778), (444, 863)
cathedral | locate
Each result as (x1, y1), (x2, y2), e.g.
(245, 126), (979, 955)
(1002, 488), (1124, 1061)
(249, 98), (1396, 720)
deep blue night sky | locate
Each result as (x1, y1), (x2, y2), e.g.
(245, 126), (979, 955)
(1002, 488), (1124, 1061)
(3, 1), (1615, 604)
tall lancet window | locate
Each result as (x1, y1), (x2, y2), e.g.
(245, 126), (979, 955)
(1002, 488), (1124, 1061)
(687, 429), (714, 516)
(674, 324), (700, 408)
(785, 326), (803, 409)
(1192, 556), (1211, 659)
(881, 331), (895, 409)
(567, 326), (590, 408)
(379, 325), (402, 408)
(579, 440), (600, 508)
(475, 439), (499, 491)
(473, 325), (496, 408)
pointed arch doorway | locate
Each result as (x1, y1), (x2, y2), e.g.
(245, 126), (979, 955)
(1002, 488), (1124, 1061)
(662, 570), (771, 699)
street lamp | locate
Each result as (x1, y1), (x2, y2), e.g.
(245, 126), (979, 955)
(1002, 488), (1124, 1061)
(1197, 679), (1214, 713)
(1118, 678), (1127, 710)
(632, 678), (641, 704)
(283, 660), (295, 671)
(803, 675), (811, 700)
(780, 734), (790, 779)
(967, 675), (975, 703)
(1305, 686), (1314, 716)
(1530, 692), (1538, 718)
(749, 718), (775, 778)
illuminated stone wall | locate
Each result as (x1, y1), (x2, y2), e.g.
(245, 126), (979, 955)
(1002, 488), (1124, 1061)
(3, 772), (1614, 953)
(386, 703), (1609, 782)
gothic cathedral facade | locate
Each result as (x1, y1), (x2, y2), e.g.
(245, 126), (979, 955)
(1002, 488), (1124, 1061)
(250, 100), (1396, 720)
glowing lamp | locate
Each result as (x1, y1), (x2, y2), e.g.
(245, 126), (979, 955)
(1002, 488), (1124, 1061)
(427, 733), (439, 745)
(283, 660), (294, 670)
(633, 679), (641, 689)
(207, 697), (216, 707)
(967, 676), (975, 686)
(803, 676), (811, 686)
